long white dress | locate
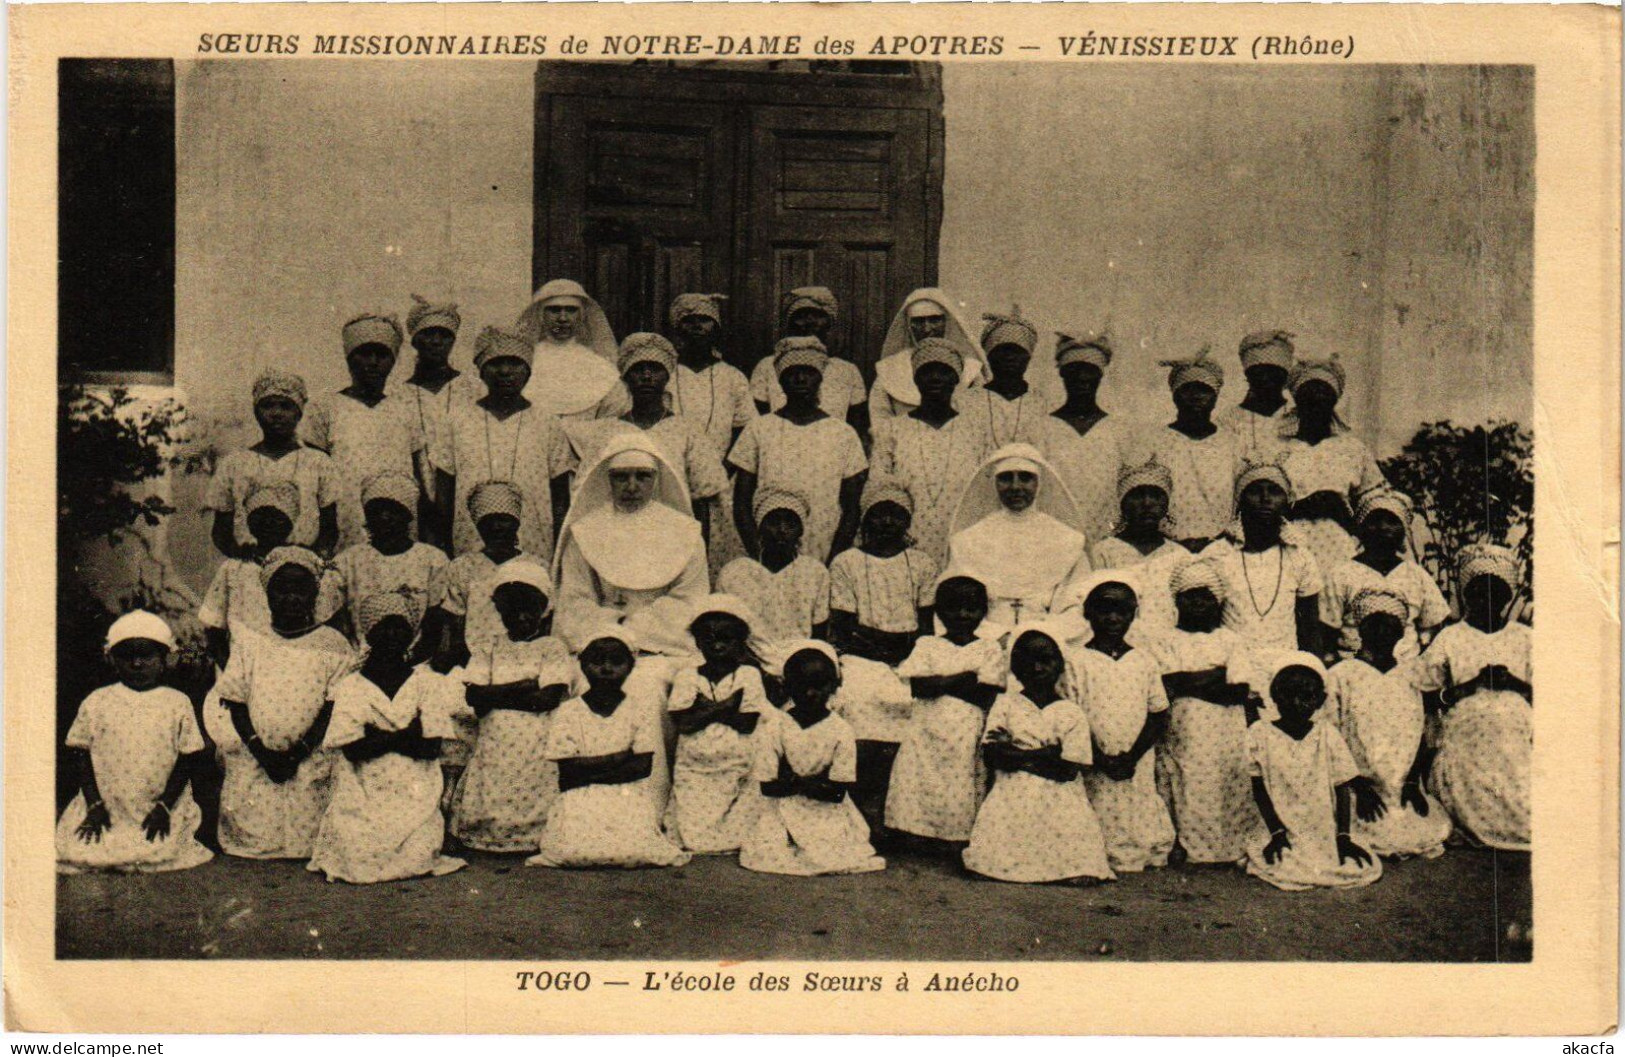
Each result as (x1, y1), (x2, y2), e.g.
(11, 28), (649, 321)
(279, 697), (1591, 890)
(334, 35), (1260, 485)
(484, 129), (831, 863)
(1279, 433), (1385, 582)
(205, 626), (355, 859)
(716, 555), (829, 672)
(728, 414), (868, 565)
(1415, 621), (1532, 851)
(740, 711), (885, 875)
(527, 694), (691, 868)
(665, 360), (756, 580)
(869, 407), (995, 563)
(1321, 558), (1450, 661)
(303, 392), (426, 550)
(1206, 538), (1323, 654)
(1146, 425), (1238, 542)
(1217, 403), (1290, 464)
(1035, 414), (1131, 546)
(1327, 657), (1451, 859)
(57, 684), (213, 874)
(962, 690), (1114, 883)
(1146, 627), (1257, 864)
(1245, 719), (1383, 891)
(664, 664), (771, 853)
(1073, 645), (1175, 872)
(308, 667), (464, 882)
(431, 400), (577, 559)
(884, 636), (1006, 842)
(450, 635), (573, 852)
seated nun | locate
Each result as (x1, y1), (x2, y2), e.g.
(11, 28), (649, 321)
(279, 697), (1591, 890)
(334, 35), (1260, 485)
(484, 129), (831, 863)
(552, 432), (711, 658)
(869, 288), (986, 422)
(513, 278), (622, 420)
(943, 443), (1093, 631)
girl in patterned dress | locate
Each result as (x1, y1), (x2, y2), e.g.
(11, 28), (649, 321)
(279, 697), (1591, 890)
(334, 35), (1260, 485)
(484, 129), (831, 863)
(1321, 487), (1449, 661)
(749, 287), (869, 432)
(740, 642), (884, 876)
(969, 309), (1045, 450)
(57, 612), (212, 875)
(731, 336), (868, 565)
(198, 481), (341, 668)
(331, 472), (450, 659)
(716, 488), (829, 674)
(1245, 653), (1381, 891)
(440, 481), (529, 670)
(206, 548), (356, 859)
(1326, 589), (1452, 860)
(884, 576), (1005, 850)
(304, 313), (427, 551)
(1062, 457), (1188, 645)
(450, 562), (572, 853)
(1278, 355), (1386, 583)
(665, 293), (756, 581)
(1147, 346), (1237, 549)
(962, 623), (1113, 884)
(308, 593), (467, 883)
(205, 369), (339, 559)
(528, 629), (691, 869)
(1217, 330), (1295, 464)
(431, 326), (578, 562)
(827, 476), (937, 839)
(1034, 329), (1129, 545)
(1071, 575), (1175, 873)
(1416, 544), (1531, 851)
(665, 596), (773, 853)
(396, 296), (482, 538)
(869, 337), (994, 563)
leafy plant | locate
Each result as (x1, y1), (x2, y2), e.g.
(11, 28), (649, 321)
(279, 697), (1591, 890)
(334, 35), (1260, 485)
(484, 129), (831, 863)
(1379, 420), (1533, 611)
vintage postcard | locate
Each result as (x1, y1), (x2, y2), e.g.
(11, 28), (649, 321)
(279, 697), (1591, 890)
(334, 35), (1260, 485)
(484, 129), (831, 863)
(6, 0), (1619, 1037)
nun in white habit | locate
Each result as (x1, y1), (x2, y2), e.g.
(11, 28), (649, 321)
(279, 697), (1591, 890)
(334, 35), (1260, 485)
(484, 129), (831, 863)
(514, 278), (622, 420)
(944, 444), (1093, 631)
(552, 432), (711, 658)
(868, 288), (987, 422)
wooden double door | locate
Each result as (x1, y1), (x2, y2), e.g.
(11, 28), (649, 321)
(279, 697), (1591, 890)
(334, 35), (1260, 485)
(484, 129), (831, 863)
(534, 62), (944, 380)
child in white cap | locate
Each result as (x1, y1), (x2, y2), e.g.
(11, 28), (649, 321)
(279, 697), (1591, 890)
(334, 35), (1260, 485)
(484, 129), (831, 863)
(57, 611), (213, 874)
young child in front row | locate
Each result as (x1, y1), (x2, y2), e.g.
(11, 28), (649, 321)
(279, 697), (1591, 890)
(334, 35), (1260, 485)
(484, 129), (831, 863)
(665, 596), (772, 854)
(450, 562), (572, 854)
(884, 576), (1005, 851)
(528, 629), (691, 869)
(1148, 560), (1255, 866)
(308, 593), (468, 883)
(1325, 588), (1451, 860)
(57, 611), (213, 875)
(740, 642), (885, 876)
(962, 624), (1114, 884)
(207, 548), (356, 859)
(1072, 575), (1175, 873)
(1245, 653), (1381, 891)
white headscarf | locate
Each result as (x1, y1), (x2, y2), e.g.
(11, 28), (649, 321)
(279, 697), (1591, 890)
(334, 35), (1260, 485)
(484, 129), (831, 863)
(514, 279), (621, 415)
(552, 431), (702, 592)
(874, 288), (987, 407)
(945, 443), (1089, 616)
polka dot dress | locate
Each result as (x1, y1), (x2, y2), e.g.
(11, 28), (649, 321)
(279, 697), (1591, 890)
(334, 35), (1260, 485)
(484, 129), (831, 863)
(1074, 645), (1175, 872)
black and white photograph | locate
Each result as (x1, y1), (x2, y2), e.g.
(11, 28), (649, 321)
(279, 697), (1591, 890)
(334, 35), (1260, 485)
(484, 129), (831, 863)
(48, 52), (1546, 967)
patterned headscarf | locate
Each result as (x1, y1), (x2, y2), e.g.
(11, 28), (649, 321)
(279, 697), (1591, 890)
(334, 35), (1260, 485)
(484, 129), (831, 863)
(773, 336), (829, 375)
(342, 313), (404, 355)
(406, 295), (461, 338)
(1169, 558), (1226, 603)
(104, 610), (176, 653)
(781, 287), (839, 324)
(1349, 587), (1409, 624)
(360, 471), (419, 512)
(1055, 329), (1113, 370)
(616, 332), (678, 376)
(1239, 330), (1296, 370)
(860, 473), (915, 518)
(259, 546), (325, 589)
(1457, 541), (1520, 593)
(669, 293), (727, 329)
(979, 307), (1038, 354)
(1159, 345), (1225, 393)
(252, 368), (308, 408)
(1233, 456), (1293, 505)
(356, 588), (421, 638)
(1355, 486), (1414, 526)
(753, 486), (811, 525)
(1116, 456), (1173, 502)
(909, 336), (966, 377)
(245, 481), (301, 522)
(474, 326), (535, 369)
(1289, 354), (1346, 399)
(468, 480), (524, 522)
